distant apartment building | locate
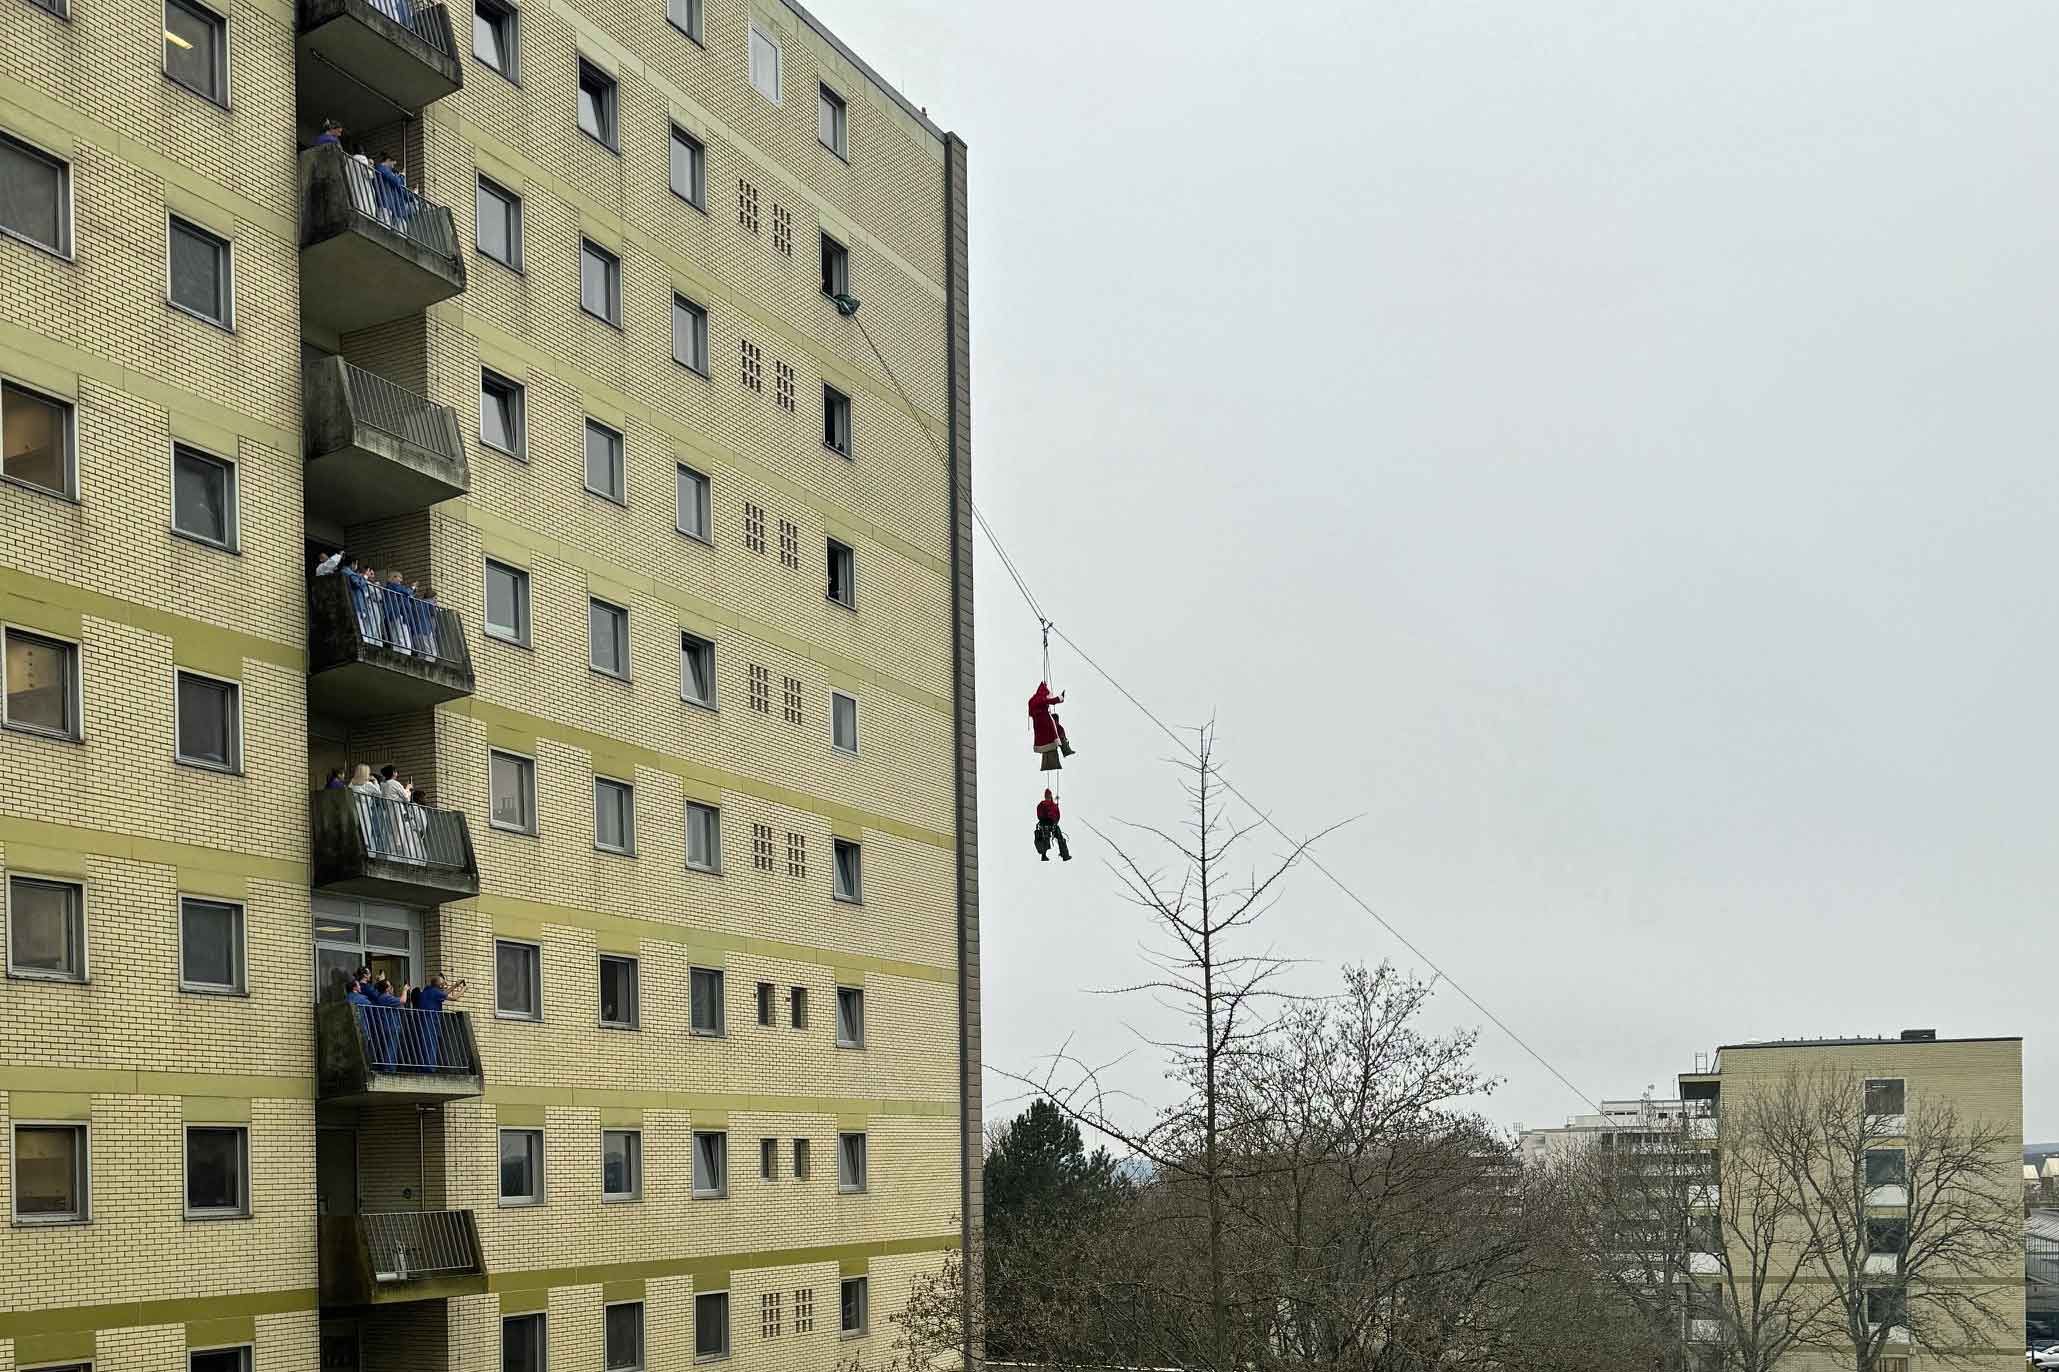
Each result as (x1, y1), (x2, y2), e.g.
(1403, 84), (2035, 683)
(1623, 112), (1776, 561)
(0, 0), (977, 1367)
(1517, 1096), (1693, 1168)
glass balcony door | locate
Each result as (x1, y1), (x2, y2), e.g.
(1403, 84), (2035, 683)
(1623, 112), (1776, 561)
(313, 897), (422, 1001)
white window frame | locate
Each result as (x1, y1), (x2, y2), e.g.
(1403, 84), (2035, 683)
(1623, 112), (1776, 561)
(817, 84), (847, 159)
(588, 596), (630, 679)
(598, 951), (639, 1030)
(605, 1298), (646, 1372)
(2, 623), (83, 740)
(830, 690), (858, 755)
(747, 22), (780, 104)
(172, 667), (242, 773)
(692, 1130), (727, 1199)
(480, 369), (527, 459)
(475, 174), (524, 270)
(594, 775), (636, 854)
(583, 417), (625, 504)
(837, 1131), (866, 1194)
(472, 0), (519, 81)
(498, 1126), (546, 1206)
(832, 838), (862, 905)
(675, 463), (711, 542)
(182, 1123), (250, 1220)
(669, 125), (707, 209)
(578, 240), (622, 328)
(10, 1120), (89, 1223)
(671, 295), (709, 376)
(689, 965), (725, 1037)
(0, 379), (78, 500)
(679, 631), (716, 709)
(165, 214), (234, 330)
(483, 558), (532, 647)
(0, 130), (75, 259)
(163, 0), (230, 107)
(494, 936), (543, 1020)
(178, 893), (246, 994)
(169, 440), (239, 552)
(685, 801), (721, 874)
(835, 985), (864, 1048)
(576, 58), (619, 151)
(488, 747), (538, 835)
(601, 1128), (643, 1203)
(5, 872), (86, 982)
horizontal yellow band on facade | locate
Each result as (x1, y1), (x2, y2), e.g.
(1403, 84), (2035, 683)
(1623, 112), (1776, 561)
(0, 567), (306, 673)
(0, 815), (307, 886)
(482, 1088), (956, 1120)
(487, 1231), (957, 1296)
(0, 1286), (314, 1339)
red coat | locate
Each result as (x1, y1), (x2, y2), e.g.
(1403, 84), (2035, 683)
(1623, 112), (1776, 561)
(1037, 796), (1061, 825)
(1029, 683), (1062, 752)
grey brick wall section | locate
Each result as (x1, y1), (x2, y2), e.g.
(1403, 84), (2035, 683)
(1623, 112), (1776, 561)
(945, 129), (984, 1366)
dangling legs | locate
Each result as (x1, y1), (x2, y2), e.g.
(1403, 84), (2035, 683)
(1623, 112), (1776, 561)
(1051, 823), (1072, 861)
(1034, 823), (1051, 861)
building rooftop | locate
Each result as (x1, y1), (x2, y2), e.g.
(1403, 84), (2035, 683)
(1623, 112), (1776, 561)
(1717, 1034), (2021, 1051)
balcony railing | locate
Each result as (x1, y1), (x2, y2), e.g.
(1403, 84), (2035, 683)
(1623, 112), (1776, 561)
(316, 999), (483, 1103)
(320, 1208), (486, 1305)
(312, 788), (479, 904)
(307, 573), (475, 718)
(338, 156), (458, 262)
(303, 357), (469, 523)
(296, 0), (461, 138)
(352, 791), (470, 870)
(299, 145), (466, 334)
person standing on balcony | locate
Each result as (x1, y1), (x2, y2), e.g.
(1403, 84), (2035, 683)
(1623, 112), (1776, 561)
(414, 974), (467, 1070)
(413, 583), (441, 661)
(323, 769), (346, 789)
(349, 763), (393, 856)
(314, 118), (344, 148)
(375, 153), (412, 235)
(380, 765), (426, 863)
(314, 548), (343, 576)
(367, 977), (407, 1071)
(381, 570), (416, 655)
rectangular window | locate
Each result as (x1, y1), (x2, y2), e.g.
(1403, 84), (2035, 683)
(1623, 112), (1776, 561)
(191, 1350), (250, 1372)
(671, 295), (709, 374)
(174, 670), (240, 771)
(817, 85), (848, 158)
(583, 418), (625, 502)
(840, 1276), (867, 1335)
(588, 598), (629, 677)
(0, 132), (71, 255)
(483, 559), (531, 645)
(1, 381), (75, 498)
(499, 1127), (544, 1203)
(1865, 1149), (1907, 1186)
(760, 1292), (782, 1340)
(686, 802), (721, 872)
(11, 1123), (86, 1222)
(172, 444), (236, 549)
(822, 385), (851, 457)
(3, 627), (80, 739)
(755, 981), (774, 1026)
(747, 23), (780, 103)
(679, 632), (715, 707)
(1865, 1079), (1906, 1118)
(577, 60), (618, 149)
(473, 0), (518, 79)
(601, 1129), (642, 1201)
(692, 1131), (726, 1198)
(605, 1301), (644, 1371)
(665, 0), (700, 42)
(820, 233), (848, 297)
(579, 240), (621, 326)
(164, 0), (227, 104)
(832, 839), (862, 905)
(475, 175), (523, 269)
(759, 1137), (777, 1181)
(502, 1315), (544, 1372)
(1866, 1217), (1907, 1256)
(669, 126), (706, 207)
(480, 370), (526, 457)
(793, 1287), (814, 1333)
(598, 952), (638, 1028)
(790, 985), (808, 1029)
(179, 896), (244, 993)
(489, 749), (537, 833)
(835, 985), (864, 1047)
(793, 1137), (810, 1180)
(6, 875), (84, 980)
(168, 216), (231, 326)
(831, 691), (858, 754)
(595, 777), (635, 853)
(838, 1131), (866, 1193)
(826, 539), (855, 609)
(184, 1125), (248, 1218)
(495, 938), (542, 1019)
(676, 464), (711, 541)
(690, 966), (724, 1036)
(1864, 1286), (1906, 1327)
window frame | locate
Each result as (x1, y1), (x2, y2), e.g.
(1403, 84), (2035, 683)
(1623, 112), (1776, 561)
(182, 1123), (250, 1220)
(671, 294), (710, 377)
(10, 1120), (89, 1224)
(165, 214), (234, 330)
(689, 965), (725, 1038)
(679, 631), (716, 709)
(575, 58), (620, 152)
(759, 1136), (777, 1181)
(600, 1128), (643, 1203)
(0, 130), (75, 259)
(0, 379), (78, 501)
(685, 801), (721, 874)
(790, 985), (808, 1029)
(189, 1348), (252, 1372)
(582, 416), (626, 504)
(838, 1131), (867, 1194)
(675, 463), (712, 542)
(5, 873), (86, 982)
(497, 1125), (546, 1206)
(839, 1275), (868, 1337)
(494, 936), (544, 1020)
(694, 1289), (730, 1361)
(475, 174), (524, 271)
(820, 232), (848, 298)
(594, 775), (636, 855)
(1864, 1147), (1908, 1187)
(170, 441), (239, 552)
(1864, 1078), (1907, 1120)
(692, 1130), (727, 1199)
(488, 747), (539, 835)
(669, 125), (707, 210)
(172, 667), (242, 774)
(480, 369), (528, 459)
(826, 538), (855, 609)
(482, 558), (532, 647)
(832, 838), (862, 905)
(793, 1136), (810, 1180)
(755, 980), (774, 1026)
(2, 623), (82, 741)
(578, 239), (623, 328)
(588, 596), (631, 679)
(178, 893), (246, 995)
(597, 952), (639, 1030)
(500, 1313), (545, 1372)
(665, 0), (701, 42)
(604, 1299), (646, 1372)
(822, 384), (852, 458)
(830, 690), (858, 755)
(472, 0), (519, 82)
(817, 84), (848, 160)
(747, 22), (780, 104)
(162, 0), (230, 107)
(835, 985), (864, 1048)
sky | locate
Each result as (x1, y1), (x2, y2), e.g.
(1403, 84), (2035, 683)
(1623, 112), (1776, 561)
(816, 1), (2059, 1141)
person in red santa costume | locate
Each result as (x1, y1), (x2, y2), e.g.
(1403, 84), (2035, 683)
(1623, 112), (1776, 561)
(1027, 681), (1075, 770)
(1033, 789), (1071, 861)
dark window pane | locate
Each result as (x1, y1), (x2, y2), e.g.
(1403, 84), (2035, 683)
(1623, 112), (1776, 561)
(481, 378), (522, 454)
(3, 382), (72, 495)
(181, 898), (241, 988)
(13, 1125), (82, 1216)
(4, 629), (75, 736)
(173, 447), (231, 544)
(695, 1292), (727, 1358)
(169, 219), (227, 321)
(476, 180), (515, 264)
(185, 1127), (244, 1211)
(484, 561), (527, 640)
(495, 940), (538, 1015)
(165, 0), (224, 100)
(0, 135), (67, 252)
(499, 1129), (540, 1199)
(501, 1315), (543, 1372)
(605, 1303), (642, 1370)
(176, 673), (237, 766)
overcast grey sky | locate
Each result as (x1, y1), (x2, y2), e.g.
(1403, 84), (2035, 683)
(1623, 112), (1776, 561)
(826, 1), (2059, 1141)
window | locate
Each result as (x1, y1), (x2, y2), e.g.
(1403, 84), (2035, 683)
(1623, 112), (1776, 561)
(174, 670), (240, 771)
(172, 444), (236, 549)
(184, 1125), (248, 1218)
(595, 777), (635, 853)
(164, 0), (227, 104)
(755, 980), (774, 1025)
(605, 1301), (644, 1371)
(482, 559), (532, 647)
(602, 1129), (642, 1201)
(759, 1292), (782, 1340)
(584, 418), (625, 502)
(6, 875), (83, 980)
(580, 240), (621, 326)
(598, 952), (638, 1028)
(690, 966), (724, 1036)
(13, 1122), (87, 1221)
(1864, 1149), (1906, 1187)
(480, 370), (526, 457)
(490, 750), (537, 833)
(665, 0), (700, 42)
(499, 1127), (544, 1203)
(695, 1290), (729, 1360)
(835, 985), (864, 1047)
(822, 385), (851, 457)
(3, 627), (79, 738)
(759, 1137), (777, 1180)
(676, 464), (711, 540)
(1865, 1079), (1906, 1119)
(476, 176), (523, 269)
(840, 1276), (867, 1335)
(1864, 1286), (1906, 1327)
(502, 1315), (545, 1372)
(818, 85), (848, 157)
(832, 839), (862, 905)
(792, 1137), (812, 1182)
(179, 896), (244, 993)
(669, 126), (706, 207)
(0, 132), (71, 255)
(692, 1130), (726, 1198)
(790, 986), (808, 1029)
(679, 632), (715, 707)
(838, 1131), (866, 1193)
(686, 801), (721, 872)
(495, 938), (542, 1019)
(793, 1286), (814, 1332)
(588, 598), (630, 677)
(831, 692), (858, 754)
(473, 0), (518, 79)
(1866, 1217), (1907, 1257)
(191, 1350), (251, 1372)
(747, 22), (780, 102)
(168, 216), (231, 326)
(577, 60), (618, 149)
(827, 539), (855, 608)
(820, 233), (848, 297)
(1, 381), (74, 497)
(669, 294), (710, 376)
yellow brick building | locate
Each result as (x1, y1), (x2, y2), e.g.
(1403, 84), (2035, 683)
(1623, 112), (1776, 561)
(0, 0), (979, 1366)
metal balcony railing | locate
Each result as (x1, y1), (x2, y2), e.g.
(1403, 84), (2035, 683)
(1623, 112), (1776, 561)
(349, 792), (470, 871)
(362, 1209), (483, 1283)
(337, 571), (473, 672)
(333, 360), (464, 466)
(339, 156), (458, 265)
(347, 0), (456, 54)
(345, 1002), (480, 1077)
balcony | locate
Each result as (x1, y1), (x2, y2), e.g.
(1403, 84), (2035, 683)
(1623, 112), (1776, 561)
(297, 0), (462, 137)
(300, 145), (466, 335)
(313, 789), (478, 905)
(304, 358), (469, 524)
(308, 572), (475, 717)
(319, 1208), (487, 1306)
(315, 1000), (483, 1104)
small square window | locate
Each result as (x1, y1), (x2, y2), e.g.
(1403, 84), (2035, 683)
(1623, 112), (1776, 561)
(832, 839), (862, 905)
(3, 626), (81, 739)
(820, 233), (848, 298)
(12, 1122), (87, 1222)
(598, 952), (638, 1028)
(1, 381), (75, 498)
(665, 0), (700, 42)
(495, 938), (542, 1019)
(755, 981), (773, 1026)
(672, 295), (709, 374)
(840, 1276), (867, 1335)
(793, 1137), (810, 1180)
(577, 59), (619, 150)
(835, 985), (864, 1047)
(0, 132), (72, 256)
(168, 216), (232, 327)
(580, 240), (622, 326)
(1866, 1217), (1907, 1257)
(6, 875), (84, 980)
(748, 23), (780, 103)
(818, 85), (848, 158)
(676, 464), (711, 541)
(584, 418), (625, 502)
(589, 597), (629, 677)
(831, 691), (858, 755)
(822, 385), (852, 457)
(690, 966), (724, 1036)
(838, 1131), (866, 1193)
(174, 670), (240, 772)
(484, 560), (531, 645)
(826, 539), (855, 609)
(164, 0), (228, 104)
(476, 175), (523, 269)
(790, 985), (808, 1029)
(1865, 1079), (1906, 1118)
(172, 444), (237, 549)
(669, 126), (706, 208)
(184, 1124), (248, 1218)
(680, 632), (715, 707)
(480, 371), (527, 457)
(759, 1136), (777, 1181)
(1865, 1286), (1906, 1327)
(1865, 1149), (1907, 1187)
(602, 1129), (642, 1201)
(499, 1127), (545, 1203)
(180, 895), (244, 993)
(595, 777), (635, 853)
(490, 749), (537, 833)
(473, 0), (518, 79)
(686, 802), (721, 872)
(692, 1130), (726, 1198)
(606, 1301), (644, 1371)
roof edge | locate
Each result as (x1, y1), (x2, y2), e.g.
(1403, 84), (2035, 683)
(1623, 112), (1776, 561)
(1718, 1035), (2023, 1051)
(779, 0), (950, 144)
